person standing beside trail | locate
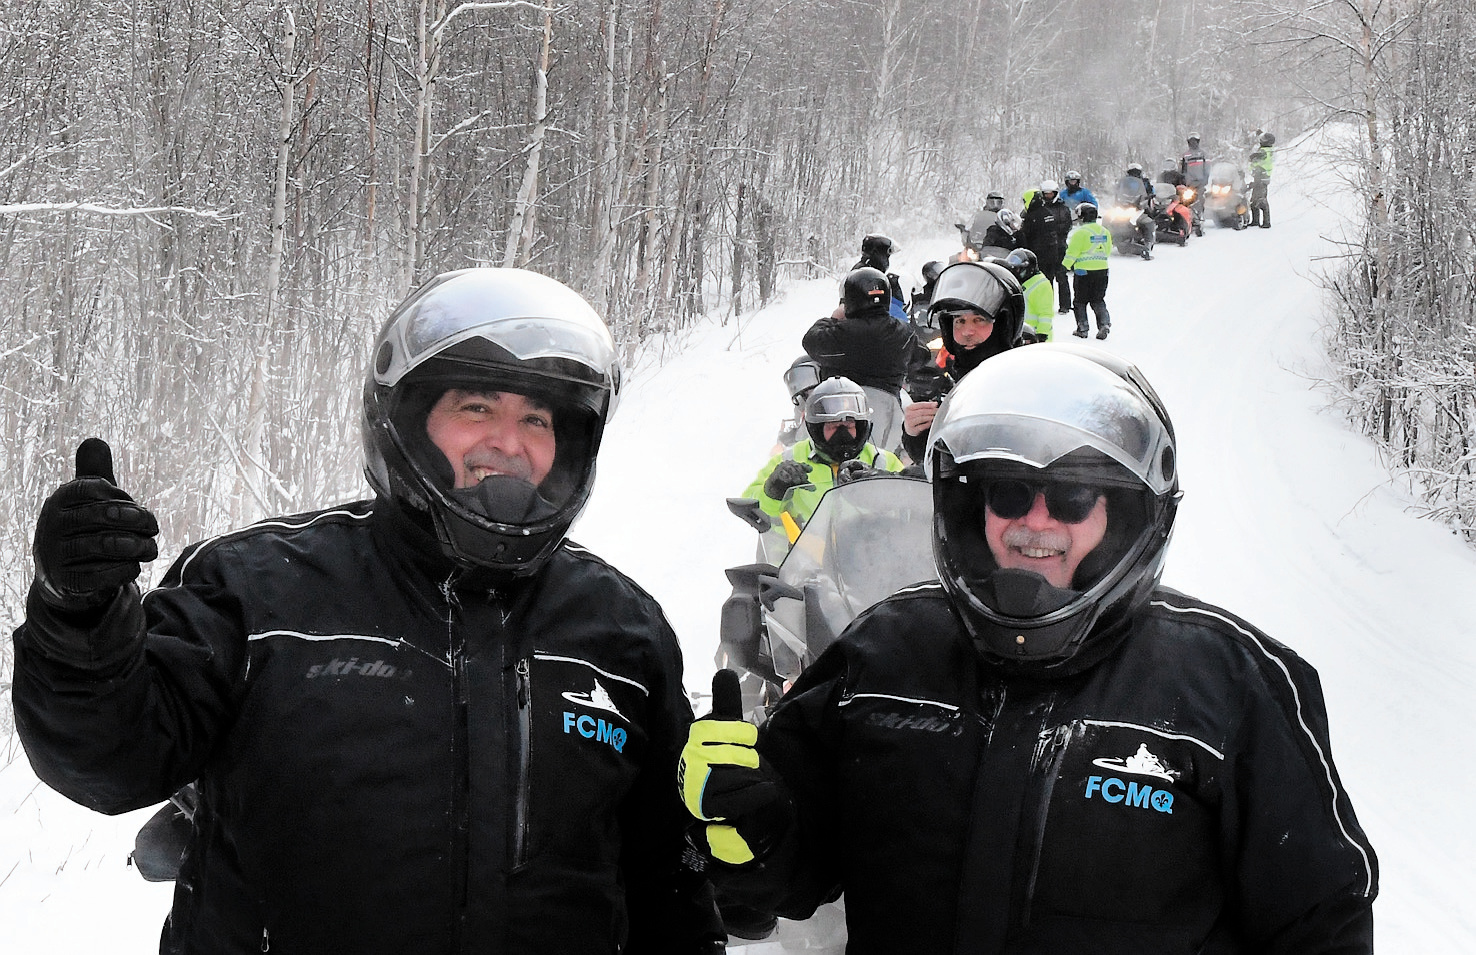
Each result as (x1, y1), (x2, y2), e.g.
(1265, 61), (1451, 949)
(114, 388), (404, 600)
(1249, 131), (1275, 228)
(678, 345), (1378, 955)
(1018, 179), (1074, 314)
(1062, 202), (1113, 340)
(12, 267), (725, 955)
(804, 267), (930, 454)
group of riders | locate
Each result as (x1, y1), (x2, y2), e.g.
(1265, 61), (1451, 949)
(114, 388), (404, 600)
(723, 127), (1283, 714)
(960, 131), (1277, 268)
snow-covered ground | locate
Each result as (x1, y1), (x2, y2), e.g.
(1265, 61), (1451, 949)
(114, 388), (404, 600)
(4, 129), (1475, 952)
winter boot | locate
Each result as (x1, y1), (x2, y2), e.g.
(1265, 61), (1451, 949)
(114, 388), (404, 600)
(1095, 326), (1110, 340)
(1072, 327), (1089, 339)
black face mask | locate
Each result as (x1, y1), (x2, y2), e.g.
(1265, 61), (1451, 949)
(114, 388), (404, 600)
(817, 424), (865, 462)
(447, 473), (559, 525)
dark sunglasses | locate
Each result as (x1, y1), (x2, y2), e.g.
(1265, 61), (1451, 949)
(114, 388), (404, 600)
(984, 480), (1103, 524)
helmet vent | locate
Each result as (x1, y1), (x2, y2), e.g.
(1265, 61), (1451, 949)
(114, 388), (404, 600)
(375, 341), (394, 375)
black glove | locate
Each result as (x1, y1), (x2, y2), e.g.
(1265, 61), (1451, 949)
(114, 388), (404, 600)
(762, 459), (811, 500)
(898, 464), (926, 479)
(33, 438), (159, 613)
(835, 459), (874, 485)
(679, 670), (793, 865)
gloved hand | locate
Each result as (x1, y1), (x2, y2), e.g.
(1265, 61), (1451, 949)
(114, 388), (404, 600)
(835, 458), (874, 485)
(898, 463), (926, 479)
(679, 670), (792, 866)
(32, 438), (159, 614)
(762, 459), (811, 501)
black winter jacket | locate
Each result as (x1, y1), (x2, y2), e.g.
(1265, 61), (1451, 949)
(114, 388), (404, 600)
(13, 500), (720, 955)
(1018, 197), (1073, 267)
(719, 584), (1378, 955)
(803, 309), (929, 393)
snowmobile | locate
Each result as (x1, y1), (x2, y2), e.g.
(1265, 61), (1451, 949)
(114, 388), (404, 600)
(719, 474), (934, 722)
(1150, 184), (1190, 246)
(1103, 202), (1155, 259)
(716, 473), (933, 952)
(1205, 161), (1250, 230)
(1152, 182), (1192, 247)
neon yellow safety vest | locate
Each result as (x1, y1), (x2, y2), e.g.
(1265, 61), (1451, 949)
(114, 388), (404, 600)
(1062, 223), (1112, 271)
(1022, 273), (1055, 340)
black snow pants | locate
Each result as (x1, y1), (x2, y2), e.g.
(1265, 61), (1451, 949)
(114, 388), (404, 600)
(1250, 180), (1271, 227)
(1072, 270), (1110, 333)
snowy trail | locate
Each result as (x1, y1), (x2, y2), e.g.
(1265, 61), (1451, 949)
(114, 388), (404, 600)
(3, 131), (1475, 952)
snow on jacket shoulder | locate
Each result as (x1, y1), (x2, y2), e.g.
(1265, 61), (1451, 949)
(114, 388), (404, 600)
(718, 585), (1377, 955)
(13, 500), (719, 955)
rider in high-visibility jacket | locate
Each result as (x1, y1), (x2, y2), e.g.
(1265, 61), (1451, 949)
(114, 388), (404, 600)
(1249, 132), (1275, 228)
(1062, 203), (1113, 340)
(744, 378), (903, 544)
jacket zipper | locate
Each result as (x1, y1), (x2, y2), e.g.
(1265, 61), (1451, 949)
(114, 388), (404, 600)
(513, 656), (532, 866)
(441, 575), (471, 947)
(1021, 721), (1074, 924)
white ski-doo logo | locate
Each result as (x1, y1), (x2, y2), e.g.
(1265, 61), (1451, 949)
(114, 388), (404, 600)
(1091, 743), (1178, 782)
(562, 680), (625, 720)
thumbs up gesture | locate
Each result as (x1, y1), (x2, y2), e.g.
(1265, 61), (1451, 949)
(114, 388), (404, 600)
(32, 438), (159, 613)
(678, 669), (793, 866)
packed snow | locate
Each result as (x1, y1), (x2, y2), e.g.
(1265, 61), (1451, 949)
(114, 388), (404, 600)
(3, 128), (1474, 953)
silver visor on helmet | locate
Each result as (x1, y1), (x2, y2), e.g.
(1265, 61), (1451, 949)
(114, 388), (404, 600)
(805, 386), (871, 423)
(930, 262), (1013, 321)
(926, 345), (1175, 494)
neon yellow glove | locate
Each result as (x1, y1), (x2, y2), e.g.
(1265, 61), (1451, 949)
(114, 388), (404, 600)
(679, 670), (791, 865)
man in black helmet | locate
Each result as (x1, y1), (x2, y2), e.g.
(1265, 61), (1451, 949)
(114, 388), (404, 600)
(12, 267), (725, 955)
(678, 345), (1377, 955)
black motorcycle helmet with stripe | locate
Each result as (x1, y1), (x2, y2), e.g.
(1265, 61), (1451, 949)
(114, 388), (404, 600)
(842, 267), (893, 317)
(925, 343), (1180, 677)
(363, 268), (621, 574)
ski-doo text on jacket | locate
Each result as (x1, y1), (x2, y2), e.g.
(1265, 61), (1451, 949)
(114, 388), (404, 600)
(13, 500), (718, 955)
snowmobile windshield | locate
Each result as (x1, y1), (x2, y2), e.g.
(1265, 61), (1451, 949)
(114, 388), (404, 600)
(765, 476), (936, 673)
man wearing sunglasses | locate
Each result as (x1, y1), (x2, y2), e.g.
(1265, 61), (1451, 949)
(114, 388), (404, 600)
(681, 345), (1376, 954)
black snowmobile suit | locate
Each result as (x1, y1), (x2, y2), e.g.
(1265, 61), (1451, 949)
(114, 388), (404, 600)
(13, 500), (720, 955)
(718, 584), (1378, 955)
(802, 306), (930, 393)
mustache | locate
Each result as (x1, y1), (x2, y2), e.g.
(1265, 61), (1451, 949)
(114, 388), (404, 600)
(1000, 525), (1070, 553)
(463, 450), (534, 483)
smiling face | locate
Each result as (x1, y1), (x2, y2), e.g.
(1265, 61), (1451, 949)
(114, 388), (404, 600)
(425, 388), (557, 489)
(984, 490), (1107, 588)
(952, 311), (996, 350)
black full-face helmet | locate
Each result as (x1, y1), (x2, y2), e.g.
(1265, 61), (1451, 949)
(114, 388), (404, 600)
(842, 266), (893, 316)
(1259, 131), (1276, 147)
(1078, 202), (1099, 222)
(804, 376), (872, 462)
(925, 344), (1180, 677)
(363, 267), (621, 575)
(929, 260), (1026, 356)
(1001, 247), (1039, 281)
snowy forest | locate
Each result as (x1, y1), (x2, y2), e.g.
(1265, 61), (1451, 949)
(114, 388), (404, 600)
(1, 0), (1473, 721)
